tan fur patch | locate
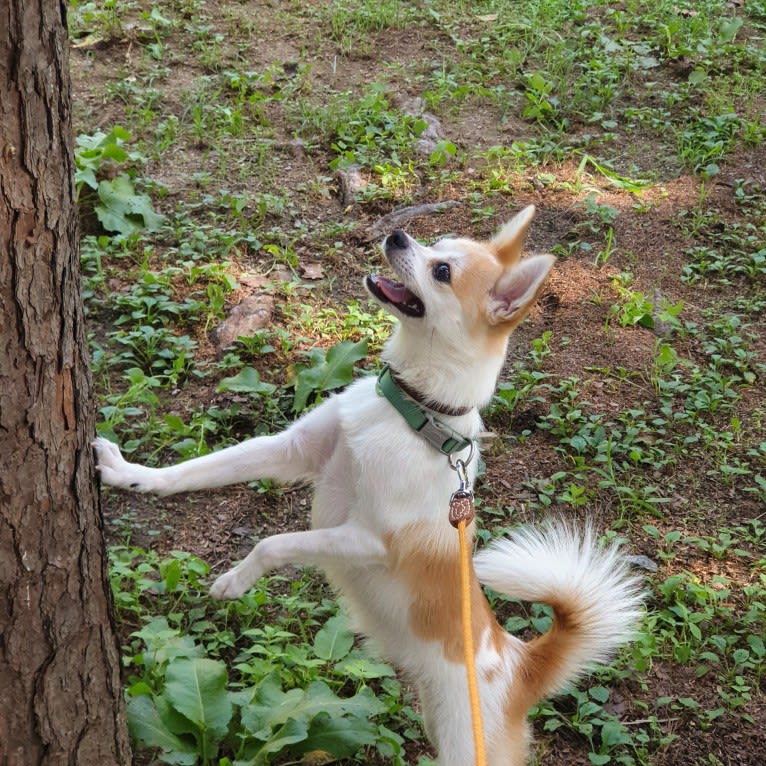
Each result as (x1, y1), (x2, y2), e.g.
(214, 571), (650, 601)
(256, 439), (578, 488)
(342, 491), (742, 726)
(438, 243), (512, 358)
(505, 600), (582, 725)
(490, 205), (536, 266)
(446, 242), (499, 311)
(445, 236), (552, 349)
(386, 525), (506, 664)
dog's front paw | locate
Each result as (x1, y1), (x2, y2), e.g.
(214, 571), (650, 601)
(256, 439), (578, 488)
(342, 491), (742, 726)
(93, 436), (161, 493)
(209, 566), (257, 600)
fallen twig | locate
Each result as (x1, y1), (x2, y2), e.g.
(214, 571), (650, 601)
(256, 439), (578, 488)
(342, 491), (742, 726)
(363, 200), (461, 241)
(622, 717), (681, 726)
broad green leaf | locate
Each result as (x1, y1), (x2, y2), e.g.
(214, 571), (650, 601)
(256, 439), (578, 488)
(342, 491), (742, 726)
(132, 617), (201, 671)
(688, 68), (708, 86)
(334, 650), (397, 680)
(218, 367), (276, 396)
(376, 723), (405, 758)
(719, 17), (743, 44)
(504, 615), (532, 633)
(297, 712), (378, 758)
(75, 166), (98, 191)
(528, 72), (550, 93)
(578, 701), (602, 717)
(163, 657), (233, 739)
(748, 634), (765, 657)
(241, 674), (304, 739)
(127, 681), (153, 697)
(600, 718), (631, 747)
(292, 339), (367, 412)
(156, 694), (203, 738)
(161, 558), (182, 592)
(127, 695), (198, 765)
(96, 175), (165, 235)
(313, 615), (354, 661)
(163, 414), (186, 431)
(568, 435), (587, 452)
(636, 55), (659, 69)
(252, 717), (309, 765)
(241, 674), (385, 741)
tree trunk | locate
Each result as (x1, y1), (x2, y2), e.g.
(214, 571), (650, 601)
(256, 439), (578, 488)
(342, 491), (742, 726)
(0, 2), (131, 764)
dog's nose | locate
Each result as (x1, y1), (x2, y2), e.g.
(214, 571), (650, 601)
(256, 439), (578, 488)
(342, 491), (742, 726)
(387, 230), (409, 250)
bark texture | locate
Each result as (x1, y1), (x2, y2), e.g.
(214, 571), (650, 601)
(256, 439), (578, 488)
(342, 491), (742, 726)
(0, 2), (131, 764)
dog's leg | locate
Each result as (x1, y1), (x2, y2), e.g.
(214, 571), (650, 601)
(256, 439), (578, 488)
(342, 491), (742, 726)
(94, 397), (340, 495)
(416, 671), (478, 766)
(210, 524), (386, 599)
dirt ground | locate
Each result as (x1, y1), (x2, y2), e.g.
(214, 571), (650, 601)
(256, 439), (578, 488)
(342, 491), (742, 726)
(99, 175), (766, 762)
(70, 2), (765, 764)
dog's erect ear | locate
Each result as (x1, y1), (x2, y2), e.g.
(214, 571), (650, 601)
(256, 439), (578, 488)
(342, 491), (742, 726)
(487, 254), (556, 327)
(491, 205), (536, 265)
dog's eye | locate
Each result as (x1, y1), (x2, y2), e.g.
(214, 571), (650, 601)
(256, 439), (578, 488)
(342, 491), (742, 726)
(432, 262), (451, 283)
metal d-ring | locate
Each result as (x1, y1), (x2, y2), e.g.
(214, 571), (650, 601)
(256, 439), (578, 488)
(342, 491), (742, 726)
(448, 440), (475, 483)
(448, 439), (475, 469)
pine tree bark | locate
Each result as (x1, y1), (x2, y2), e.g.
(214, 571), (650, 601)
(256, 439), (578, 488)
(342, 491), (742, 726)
(0, 2), (131, 764)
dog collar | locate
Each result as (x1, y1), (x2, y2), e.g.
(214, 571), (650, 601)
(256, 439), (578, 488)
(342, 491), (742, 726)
(376, 364), (474, 456)
(386, 366), (472, 417)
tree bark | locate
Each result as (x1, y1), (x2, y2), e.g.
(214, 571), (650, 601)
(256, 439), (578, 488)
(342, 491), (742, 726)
(0, 2), (131, 764)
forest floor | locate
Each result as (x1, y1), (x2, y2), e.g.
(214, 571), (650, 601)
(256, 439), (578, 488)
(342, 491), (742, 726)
(69, 1), (764, 764)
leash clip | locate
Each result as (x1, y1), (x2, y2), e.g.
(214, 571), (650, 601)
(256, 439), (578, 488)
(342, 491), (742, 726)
(449, 457), (475, 528)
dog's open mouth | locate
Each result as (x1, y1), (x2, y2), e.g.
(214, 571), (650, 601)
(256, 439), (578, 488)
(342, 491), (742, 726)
(366, 275), (425, 318)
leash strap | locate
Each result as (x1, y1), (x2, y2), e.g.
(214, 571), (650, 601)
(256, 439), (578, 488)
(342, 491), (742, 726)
(449, 460), (488, 766)
(376, 365), (473, 455)
(457, 519), (488, 766)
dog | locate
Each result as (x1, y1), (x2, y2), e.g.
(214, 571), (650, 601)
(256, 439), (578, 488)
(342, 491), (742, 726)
(94, 205), (642, 765)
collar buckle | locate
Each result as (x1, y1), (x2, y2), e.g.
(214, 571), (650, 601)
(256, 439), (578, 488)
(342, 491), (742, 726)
(376, 364), (474, 456)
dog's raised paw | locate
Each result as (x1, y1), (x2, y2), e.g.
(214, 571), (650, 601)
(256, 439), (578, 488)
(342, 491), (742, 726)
(93, 436), (122, 463)
(93, 437), (128, 484)
(210, 568), (251, 600)
(93, 436), (156, 492)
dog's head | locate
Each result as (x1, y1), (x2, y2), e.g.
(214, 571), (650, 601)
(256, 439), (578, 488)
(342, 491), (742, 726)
(366, 206), (555, 364)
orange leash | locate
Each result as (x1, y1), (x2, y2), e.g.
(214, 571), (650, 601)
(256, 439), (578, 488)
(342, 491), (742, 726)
(449, 454), (487, 766)
(456, 518), (488, 766)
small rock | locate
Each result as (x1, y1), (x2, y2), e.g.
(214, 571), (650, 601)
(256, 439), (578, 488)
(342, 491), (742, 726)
(300, 262), (325, 280)
(212, 293), (274, 349)
(626, 554), (658, 572)
(334, 164), (367, 207)
(286, 138), (306, 158)
(240, 273), (272, 290)
(415, 111), (447, 157)
(650, 288), (678, 338)
(401, 97), (448, 157)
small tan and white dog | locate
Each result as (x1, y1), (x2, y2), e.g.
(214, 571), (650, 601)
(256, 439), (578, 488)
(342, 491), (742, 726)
(95, 205), (642, 766)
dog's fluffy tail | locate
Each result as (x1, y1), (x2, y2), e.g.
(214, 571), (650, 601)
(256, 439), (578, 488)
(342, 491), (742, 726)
(473, 521), (643, 703)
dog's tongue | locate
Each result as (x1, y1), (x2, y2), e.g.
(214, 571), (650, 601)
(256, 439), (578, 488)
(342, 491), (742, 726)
(376, 277), (412, 303)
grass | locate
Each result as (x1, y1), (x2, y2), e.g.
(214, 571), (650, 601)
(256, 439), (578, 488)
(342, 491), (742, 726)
(70, 0), (765, 763)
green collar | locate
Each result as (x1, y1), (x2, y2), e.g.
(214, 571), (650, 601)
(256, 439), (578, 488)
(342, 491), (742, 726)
(376, 364), (474, 456)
